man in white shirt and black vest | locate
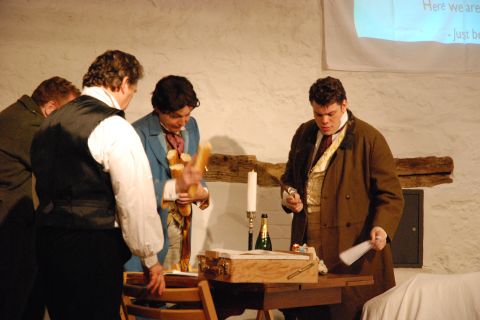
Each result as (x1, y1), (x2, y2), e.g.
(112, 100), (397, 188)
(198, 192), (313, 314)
(31, 50), (203, 320)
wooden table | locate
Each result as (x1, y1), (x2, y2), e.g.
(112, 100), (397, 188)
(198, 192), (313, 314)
(165, 273), (373, 319)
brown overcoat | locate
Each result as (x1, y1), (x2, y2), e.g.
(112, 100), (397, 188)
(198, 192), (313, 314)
(281, 110), (404, 319)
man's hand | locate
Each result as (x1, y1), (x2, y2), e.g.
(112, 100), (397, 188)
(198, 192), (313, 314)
(370, 226), (388, 251)
(143, 262), (165, 296)
(176, 184), (209, 205)
(176, 162), (202, 194)
(285, 193), (303, 213)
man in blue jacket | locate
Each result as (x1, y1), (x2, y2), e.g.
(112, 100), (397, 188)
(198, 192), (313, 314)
(125, 75), (209, 272)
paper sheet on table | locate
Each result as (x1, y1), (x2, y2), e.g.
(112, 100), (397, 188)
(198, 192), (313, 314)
(204, 249), (310, 260)
(164, 270), (198, 277)
(339, 240), (372, 266)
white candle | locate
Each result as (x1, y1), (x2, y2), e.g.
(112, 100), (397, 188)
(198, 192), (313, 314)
(247, 170), (257, 212)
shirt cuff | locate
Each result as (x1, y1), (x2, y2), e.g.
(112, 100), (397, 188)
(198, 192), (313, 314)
(141, 254), (159, 268)
(163, 179), (178, 201)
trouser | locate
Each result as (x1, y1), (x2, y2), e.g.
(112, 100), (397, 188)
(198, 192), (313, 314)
(163, 219), (182, 270)
(302, 210), (365, 320)
(0, 220), (41, 320)
(280, 210), (332, 319)
(21, 274), (46, 320)
(37, 226), (131, 320)
(281, 305), (331, 320)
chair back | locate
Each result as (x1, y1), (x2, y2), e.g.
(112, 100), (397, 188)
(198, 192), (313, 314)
(122, 273), (217, 320)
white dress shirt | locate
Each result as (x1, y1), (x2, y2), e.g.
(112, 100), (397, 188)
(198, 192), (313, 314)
(83, 87), (163, 268)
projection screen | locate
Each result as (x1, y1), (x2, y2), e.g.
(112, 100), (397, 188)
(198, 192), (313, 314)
(324, 0), (480, 73)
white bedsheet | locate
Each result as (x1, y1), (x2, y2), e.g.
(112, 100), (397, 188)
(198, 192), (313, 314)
(362, 272), (480, 320)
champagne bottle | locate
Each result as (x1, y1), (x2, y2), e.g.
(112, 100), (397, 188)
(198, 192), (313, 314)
(255, 213), (273, 250)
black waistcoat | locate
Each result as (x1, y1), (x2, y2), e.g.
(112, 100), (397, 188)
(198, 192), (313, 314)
(31, 95), (124, 229)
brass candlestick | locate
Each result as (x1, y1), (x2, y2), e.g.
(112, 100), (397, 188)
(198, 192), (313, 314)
(247, 211), (256, 250)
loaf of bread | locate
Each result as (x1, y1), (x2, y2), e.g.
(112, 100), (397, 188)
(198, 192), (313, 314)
(165, 143), (211, 215)
(180, 153), (191, 165)
(167, 149), (180, 166)
(188, 142), (212, 198)
(167, 151), (192, 216)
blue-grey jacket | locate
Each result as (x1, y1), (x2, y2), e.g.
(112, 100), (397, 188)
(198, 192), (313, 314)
(124, 111), (202, 270)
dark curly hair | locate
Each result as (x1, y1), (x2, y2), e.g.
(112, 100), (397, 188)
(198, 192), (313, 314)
(151, 75), (200, 113)
(82, 50), (143, 91)
(309, 76), (347, 106)
(31, 76), (80, 106)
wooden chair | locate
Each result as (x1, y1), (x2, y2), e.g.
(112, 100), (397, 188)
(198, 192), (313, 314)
(121, 272), (218, 320)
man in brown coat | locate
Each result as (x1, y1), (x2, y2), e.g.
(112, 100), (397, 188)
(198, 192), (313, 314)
(281, 76), (404, 319)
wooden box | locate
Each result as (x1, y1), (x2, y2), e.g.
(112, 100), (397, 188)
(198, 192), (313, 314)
(197, 249), (318, 283)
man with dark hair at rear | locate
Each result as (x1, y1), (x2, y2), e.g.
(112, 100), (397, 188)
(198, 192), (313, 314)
(31, 50), (203, 320)
(281, 76), (404, 319)
(0, 77), (80, 320)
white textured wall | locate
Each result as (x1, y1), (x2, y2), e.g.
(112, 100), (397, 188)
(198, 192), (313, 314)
(1, 0), (479, 305)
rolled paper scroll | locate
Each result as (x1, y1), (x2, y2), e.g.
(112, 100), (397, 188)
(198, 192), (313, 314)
(339, 240), (373, 266)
